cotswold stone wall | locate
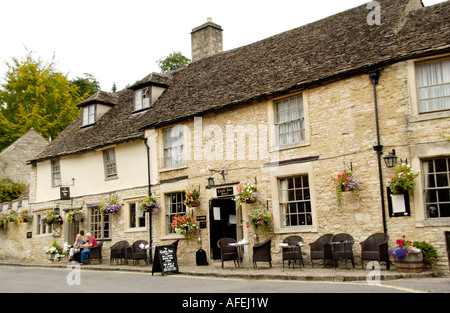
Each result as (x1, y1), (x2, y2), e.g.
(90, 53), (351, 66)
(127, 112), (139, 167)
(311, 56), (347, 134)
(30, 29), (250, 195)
(0, 129), (48, 185)
(2, 60), (449, 268)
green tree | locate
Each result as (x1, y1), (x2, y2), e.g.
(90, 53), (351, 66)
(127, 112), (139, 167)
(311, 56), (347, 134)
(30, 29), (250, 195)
(70, 73), (100, 98)
(157, 51), (191, 74)
(0, 178), (25, 202)
(0, 51), (84, 151)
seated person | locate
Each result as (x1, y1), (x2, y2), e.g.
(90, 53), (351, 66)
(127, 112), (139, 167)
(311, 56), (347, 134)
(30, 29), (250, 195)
(69, 234), (85, 263)
(80, 233), (98, 264)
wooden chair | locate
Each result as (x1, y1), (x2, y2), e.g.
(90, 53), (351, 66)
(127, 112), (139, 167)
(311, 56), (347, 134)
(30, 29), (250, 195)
(87, 242), (103, 264)
(217, 238), (240, 268)
(129, 240), (148, 265)
(110, 240), (130, 265)
(360, 233), (390, 270)
(309, 234), (333, 267)
(253, 238), (272, 269)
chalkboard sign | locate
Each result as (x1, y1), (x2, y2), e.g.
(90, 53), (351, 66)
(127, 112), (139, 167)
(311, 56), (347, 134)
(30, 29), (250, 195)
(152, 244), (178, 276)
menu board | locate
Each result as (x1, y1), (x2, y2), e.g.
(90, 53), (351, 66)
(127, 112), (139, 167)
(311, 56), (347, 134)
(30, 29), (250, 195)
(152, 244), (178, 276)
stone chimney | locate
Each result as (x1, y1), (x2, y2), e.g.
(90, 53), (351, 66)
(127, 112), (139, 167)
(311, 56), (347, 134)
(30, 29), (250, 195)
(191, 18), (223, 62)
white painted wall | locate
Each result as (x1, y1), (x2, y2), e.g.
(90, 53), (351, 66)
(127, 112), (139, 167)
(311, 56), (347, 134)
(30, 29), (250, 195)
(34, 140), (148, 202)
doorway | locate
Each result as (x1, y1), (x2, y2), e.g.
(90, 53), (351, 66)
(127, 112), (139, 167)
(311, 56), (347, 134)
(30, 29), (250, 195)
(209, 198), (240, 260)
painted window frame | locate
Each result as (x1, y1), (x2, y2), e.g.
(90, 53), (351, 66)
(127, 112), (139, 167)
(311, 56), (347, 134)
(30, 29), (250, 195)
(165, 191), (186, 235)
(51, 159), (61, 187)
(82, 104), (96, 126)
(416, 57), (450, 114)
(163, 125), (185, 168)
(103, 147), (118, 180)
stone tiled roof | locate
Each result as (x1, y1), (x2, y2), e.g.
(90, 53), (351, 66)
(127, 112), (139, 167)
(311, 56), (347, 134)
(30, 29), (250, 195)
(29, 0), (450, 163)
(76, 91), (119, 107)
(140, 0), (450, 128)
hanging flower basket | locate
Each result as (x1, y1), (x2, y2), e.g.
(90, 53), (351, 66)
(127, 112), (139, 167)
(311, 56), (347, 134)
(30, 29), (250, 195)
(388, 163), (419, 195)
(0, 214), (8, 230)
(247, 209), (274, 234)
(99, 198), (122, 215)
(138, 195), (161, 214)
(331, 170), (361, 204)
(233, 184), (259, 209)
(183, 187), (200, 207)
(171, 213), (198, 240)
(40, 210), (57, 225)
(18, 210), (33, 223)
(65, 209), (84, 223)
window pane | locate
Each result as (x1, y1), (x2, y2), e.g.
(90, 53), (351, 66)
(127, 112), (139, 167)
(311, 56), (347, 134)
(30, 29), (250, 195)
(417, 58), (450, 112)
(278, 175), (312, 227)
(423, 157), (450, 219)
(275, 95), (305, 145)
(166, 192), (186, 234)
(130, 203), (136, 228)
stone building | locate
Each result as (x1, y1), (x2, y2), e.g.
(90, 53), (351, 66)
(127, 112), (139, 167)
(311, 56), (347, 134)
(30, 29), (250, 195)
(1, 0), (449, 268)
(0, 128), (48, 185)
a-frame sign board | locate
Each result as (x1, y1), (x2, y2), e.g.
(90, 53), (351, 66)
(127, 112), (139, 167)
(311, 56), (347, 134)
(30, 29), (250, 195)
(151, 244), (178, 276)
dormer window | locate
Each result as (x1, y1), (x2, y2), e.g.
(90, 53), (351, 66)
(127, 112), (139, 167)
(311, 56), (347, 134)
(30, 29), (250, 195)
(135, 88), (151, 111)
(77, 91), (118, 128)
(82, 104), (96, 126)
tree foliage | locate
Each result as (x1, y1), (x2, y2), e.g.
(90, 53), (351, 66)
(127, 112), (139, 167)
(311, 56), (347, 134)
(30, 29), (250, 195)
(0, 178), (25, 202)
(157, 51), (191, 74)
(69, 73), (100, 99)
(0, 51), (86, 151)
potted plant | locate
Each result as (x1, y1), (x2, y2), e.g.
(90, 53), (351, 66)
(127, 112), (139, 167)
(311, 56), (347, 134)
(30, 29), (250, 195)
(183, 187), (200, 208)
(40, 210), (57, 225)
(388, 163), (419, 195)
(0, 213), (8, 230)
(43, 240), (71, 262)
(99, 198), (122, 215)
(5, 210), (18, 223)
(139, 195), (161, 214)
(17, 210), (33, 223)
(233, 184), (259, 209)
(170, 213), (198, 240)
(331, 170), (360, 204)
(388, 235), (423, 273)
(413, 241), (439, 269)
(247, 209), (274, 234)
(65, 209), (84, 223)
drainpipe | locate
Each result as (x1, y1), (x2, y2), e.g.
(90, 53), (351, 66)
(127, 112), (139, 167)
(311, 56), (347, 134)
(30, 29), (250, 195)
(144, 138), (153, 264)
(369, 70), (388, 234)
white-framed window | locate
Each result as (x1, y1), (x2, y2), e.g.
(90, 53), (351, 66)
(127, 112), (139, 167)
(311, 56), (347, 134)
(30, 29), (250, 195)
(416, 58), (450, 113)
(89, 206), (110, 239)
(36, 213), (51, 235)
(51, 159), (61, 187)
(278, 175), (312, 227)
(275, 95), (305, 146)
(165, 192), (186, 235)
(128, 201), (146, 229)
(103, 148), (117, 179)
(422, 156), (450, 219)
(163, 125), (185, 168)
(82, 104), (96, 126)
(135, 88), (151, 111)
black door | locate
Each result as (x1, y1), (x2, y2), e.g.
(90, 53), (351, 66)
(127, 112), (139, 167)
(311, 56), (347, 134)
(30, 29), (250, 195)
(209, 198), (237, 260)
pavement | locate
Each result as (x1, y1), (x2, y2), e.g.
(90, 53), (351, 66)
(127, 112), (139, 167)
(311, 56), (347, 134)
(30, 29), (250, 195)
(1, 258), (448, 282)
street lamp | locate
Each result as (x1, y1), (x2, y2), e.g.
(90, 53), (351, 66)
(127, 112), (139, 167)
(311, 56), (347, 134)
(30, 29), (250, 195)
(383, 149), (398, 168)
(207, 177), (215, 188)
